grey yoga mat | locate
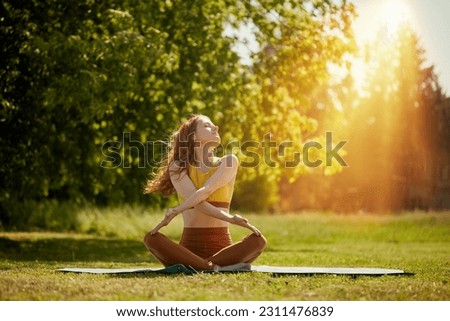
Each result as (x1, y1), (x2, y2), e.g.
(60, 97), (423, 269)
(57, 264), (410, 276)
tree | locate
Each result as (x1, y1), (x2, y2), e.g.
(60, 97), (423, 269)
(222, 0), (356, 210)
(0, 0), (357, 228)
(284, 23), (450, 212)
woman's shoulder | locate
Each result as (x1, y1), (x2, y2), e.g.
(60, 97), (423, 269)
(216, 154), (239, 168)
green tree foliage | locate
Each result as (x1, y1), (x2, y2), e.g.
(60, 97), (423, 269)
(222, 0), (356, 210)
(0, 0), (356, 228)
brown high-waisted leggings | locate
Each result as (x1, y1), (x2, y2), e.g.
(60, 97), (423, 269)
(144, 227), (267, 270)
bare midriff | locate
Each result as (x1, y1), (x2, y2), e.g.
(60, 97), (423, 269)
(182, 202), (230, 228)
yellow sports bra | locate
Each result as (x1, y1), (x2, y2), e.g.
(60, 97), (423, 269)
(177, 157), (234, 209)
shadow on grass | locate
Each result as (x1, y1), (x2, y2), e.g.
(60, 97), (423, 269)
(0, 236), (157, 264)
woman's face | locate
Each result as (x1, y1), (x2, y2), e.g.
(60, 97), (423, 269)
(194, 116), (221, 145)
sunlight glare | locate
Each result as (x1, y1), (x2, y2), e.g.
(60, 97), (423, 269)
(351, 0), (416, 94)
(379, 0), (414, 40)
(351, 58), (367, 95)
(353, 0), (415, 44)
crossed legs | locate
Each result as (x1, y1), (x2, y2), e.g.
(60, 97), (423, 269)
(144, 231), (267, 270)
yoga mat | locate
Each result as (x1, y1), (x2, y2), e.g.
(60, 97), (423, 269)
(57, 264), (409, 276)
(57, 264), (195, 274)
(251, 265), (408, 275)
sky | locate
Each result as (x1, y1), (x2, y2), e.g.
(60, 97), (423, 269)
(351, 0), (450, 95)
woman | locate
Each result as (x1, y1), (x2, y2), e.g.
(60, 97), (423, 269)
(143, 114), (266, 271)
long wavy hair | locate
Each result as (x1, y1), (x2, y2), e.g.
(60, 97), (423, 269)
(144, 114), (204, 196)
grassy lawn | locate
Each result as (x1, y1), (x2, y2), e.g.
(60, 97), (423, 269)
(0, 210), (449, 300)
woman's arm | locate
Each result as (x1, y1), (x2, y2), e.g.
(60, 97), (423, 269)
(168, 160), (236, 222)
(171, 154), (239, 214)
(149, 155), (261, 235)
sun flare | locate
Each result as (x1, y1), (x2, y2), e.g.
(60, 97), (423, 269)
(353, 0), (415, 43)
(351, 0), (416, 93)
(379, 0), (414, 37)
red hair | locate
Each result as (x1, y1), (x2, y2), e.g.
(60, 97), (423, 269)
(144, 114), (204, 195)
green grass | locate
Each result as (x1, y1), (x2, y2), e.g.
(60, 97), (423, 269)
(0, 209), (449, 300)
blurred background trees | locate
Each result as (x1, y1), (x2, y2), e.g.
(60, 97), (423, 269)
(1, 0), (448, 230)
(283, 24), (450, 212)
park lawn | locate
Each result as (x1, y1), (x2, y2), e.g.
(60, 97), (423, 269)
(0, 211), (449, 300)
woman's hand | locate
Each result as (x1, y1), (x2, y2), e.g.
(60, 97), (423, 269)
(150, 208), (179, 235)
(231, 214), (262, 236)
